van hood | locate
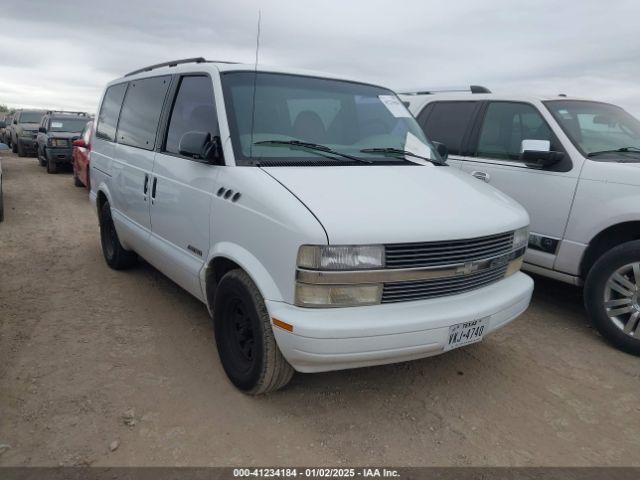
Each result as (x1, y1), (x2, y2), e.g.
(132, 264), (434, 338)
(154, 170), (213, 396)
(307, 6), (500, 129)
(263, 165), (528, 245)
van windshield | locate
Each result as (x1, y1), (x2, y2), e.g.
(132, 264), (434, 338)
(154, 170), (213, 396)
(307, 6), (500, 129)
(545, 100), (640, 156)
(221, 72), (438, 166)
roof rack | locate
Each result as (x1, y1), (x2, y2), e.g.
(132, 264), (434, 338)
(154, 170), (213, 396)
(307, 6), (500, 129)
(124, 57), (239, 77)
(399, 85), (492, 95)
(46, 110), (89, 117)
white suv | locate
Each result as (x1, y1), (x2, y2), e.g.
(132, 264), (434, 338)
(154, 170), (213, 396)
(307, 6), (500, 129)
(402, 87), (640, 355)
(90, 59), (532, 394)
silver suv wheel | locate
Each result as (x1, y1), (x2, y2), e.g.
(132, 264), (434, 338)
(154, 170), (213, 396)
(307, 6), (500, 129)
(604, 262), (640, 337)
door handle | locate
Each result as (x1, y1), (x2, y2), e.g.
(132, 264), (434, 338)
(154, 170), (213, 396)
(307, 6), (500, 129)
(151, 177), (157, 204)
(143, 174), (149, 196)
(471, 171), (490, 183)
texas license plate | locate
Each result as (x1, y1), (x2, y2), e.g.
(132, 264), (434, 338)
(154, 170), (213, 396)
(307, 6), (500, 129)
(445, 316), (490, 351)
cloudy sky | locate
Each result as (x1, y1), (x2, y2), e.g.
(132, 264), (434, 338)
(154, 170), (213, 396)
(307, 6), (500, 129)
(1, 0), (639, 116)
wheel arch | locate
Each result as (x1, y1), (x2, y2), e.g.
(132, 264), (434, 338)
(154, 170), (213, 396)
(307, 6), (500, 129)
(581, 221), (640, 278)
(201, 243), (283, 314)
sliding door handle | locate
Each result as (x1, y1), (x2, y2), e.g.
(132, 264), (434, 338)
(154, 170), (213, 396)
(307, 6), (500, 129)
(143, 174), (149, 194)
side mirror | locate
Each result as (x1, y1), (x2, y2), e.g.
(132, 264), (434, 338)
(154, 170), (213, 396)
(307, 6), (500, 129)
(432, 141), (448, 161)
(38, 126), (47, 133)
(73, 139), (86, 148)
(520, 139), (564, 168)
(179, 131), (222, 164)
(13, 119), (17, 125)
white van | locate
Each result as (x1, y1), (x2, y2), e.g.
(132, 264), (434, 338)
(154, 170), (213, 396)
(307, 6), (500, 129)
(90, 58), (532, 394)
(401, 87), (640, 355)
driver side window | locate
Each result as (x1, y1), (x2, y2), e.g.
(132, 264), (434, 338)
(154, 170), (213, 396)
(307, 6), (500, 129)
(164, 75), (218, 156)
(476, 102), (555, 161)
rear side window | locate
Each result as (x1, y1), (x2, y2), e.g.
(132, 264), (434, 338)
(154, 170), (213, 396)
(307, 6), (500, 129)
(422, 102), (477, 155)
(165, 76), (218, 155)
(96, 83), (127, 142)
(117, 76), (170, 150)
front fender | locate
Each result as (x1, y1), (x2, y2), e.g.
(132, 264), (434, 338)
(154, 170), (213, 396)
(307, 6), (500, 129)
(200, 242), (284, 311)
(565, 178), (640, 244)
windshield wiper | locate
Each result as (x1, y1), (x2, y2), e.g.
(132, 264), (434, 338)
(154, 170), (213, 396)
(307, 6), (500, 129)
(254, 140), (372, 164)
(588, 146), (640, 157)
(359, 147), (445, 165)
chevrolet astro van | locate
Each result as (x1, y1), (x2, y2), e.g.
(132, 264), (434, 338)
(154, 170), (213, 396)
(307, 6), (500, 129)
(90, 58), (533, 394)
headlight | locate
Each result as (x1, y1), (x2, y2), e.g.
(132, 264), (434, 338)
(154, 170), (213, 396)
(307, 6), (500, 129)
(505, 226), (528, 277)
(297, 245), (384, 270)
(295, 283), (382, 308)
(512, 226), (529, 250)
(49, 138), (69, 147)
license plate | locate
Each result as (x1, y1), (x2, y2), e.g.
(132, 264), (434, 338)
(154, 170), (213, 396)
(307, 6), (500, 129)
(445, 316), (490, 351)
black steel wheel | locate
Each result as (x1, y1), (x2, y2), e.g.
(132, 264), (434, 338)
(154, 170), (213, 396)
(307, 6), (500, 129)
(213, 269), (294, 394)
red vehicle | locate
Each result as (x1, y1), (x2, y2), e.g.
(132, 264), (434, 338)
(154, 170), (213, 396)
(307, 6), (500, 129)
(72, 121), (93, 189)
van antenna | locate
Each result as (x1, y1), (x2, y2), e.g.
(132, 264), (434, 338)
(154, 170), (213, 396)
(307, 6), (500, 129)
(249, 10), (261, 161)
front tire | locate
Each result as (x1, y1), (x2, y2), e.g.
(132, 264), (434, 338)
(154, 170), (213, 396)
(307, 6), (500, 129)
(99, 201), (137, 270)
(585, 240), (640, 355)
(46, 152), (58, 174)
(17, 141), (25, 157)
(11, 141), (17, 154)
(213, 269), (294, 394)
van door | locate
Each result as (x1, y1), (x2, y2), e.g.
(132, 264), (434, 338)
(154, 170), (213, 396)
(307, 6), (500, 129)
(148, 74), (221, 300)
(458, 101), (580, 269)
(112, 75), (171, 254)
(418, 101), (481, 169)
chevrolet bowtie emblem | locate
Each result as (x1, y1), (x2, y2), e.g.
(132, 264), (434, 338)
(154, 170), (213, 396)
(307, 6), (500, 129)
(457, 262), (480, 275)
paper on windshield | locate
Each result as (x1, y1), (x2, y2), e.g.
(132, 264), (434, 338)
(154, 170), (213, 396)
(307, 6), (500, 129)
(403, 132), (432, 165)
(379, 95), (411, 118)
(51, 122), (63, 128)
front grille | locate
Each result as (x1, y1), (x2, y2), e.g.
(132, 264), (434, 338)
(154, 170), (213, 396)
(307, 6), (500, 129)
(384, 232), (514, 269)
(382, 264), (508, 303)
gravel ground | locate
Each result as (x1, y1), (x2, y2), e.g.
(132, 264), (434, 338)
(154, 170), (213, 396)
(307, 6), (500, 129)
(0, 151), (638, 467)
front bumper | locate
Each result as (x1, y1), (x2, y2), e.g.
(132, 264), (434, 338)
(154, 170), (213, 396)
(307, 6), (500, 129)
(46, 147), (73, 164)
(18, 137), (37, 152)
(268, 272), (533, 373)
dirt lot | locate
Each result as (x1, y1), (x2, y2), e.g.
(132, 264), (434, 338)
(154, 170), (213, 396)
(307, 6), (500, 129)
(0, 150), (638, 467)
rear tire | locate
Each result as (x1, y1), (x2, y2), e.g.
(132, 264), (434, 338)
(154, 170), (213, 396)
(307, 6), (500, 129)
(99, 201), (137, 270)
(584, 240), (640, 356)
(213, 269), (294, 394)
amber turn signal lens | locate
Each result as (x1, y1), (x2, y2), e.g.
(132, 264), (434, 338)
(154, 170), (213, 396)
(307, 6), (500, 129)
(272, 318), (293, 332)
